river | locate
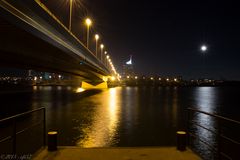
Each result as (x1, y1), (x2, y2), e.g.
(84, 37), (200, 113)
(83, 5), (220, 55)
(0, 86), (240, 158)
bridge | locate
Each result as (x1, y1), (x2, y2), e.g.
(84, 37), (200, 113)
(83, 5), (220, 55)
(0, 0), (119, 88)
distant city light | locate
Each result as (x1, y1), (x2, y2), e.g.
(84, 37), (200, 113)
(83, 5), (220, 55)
(135, 76), (138, 79)
(76, 88), (85, 93)
(174, 78), (177, 82)
(166, 78), (169, 81)
(150, 77), (154, 80)
(127, 76), (130, 79)
(126, 55), (132, 65)
(102, 76), (108, 82)
(159, 78), (161, 80)
(111, 76), (116, 81)
(49, 75), (52, 79)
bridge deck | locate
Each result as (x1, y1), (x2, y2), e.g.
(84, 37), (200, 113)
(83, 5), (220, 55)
(33, 146), (201, 160)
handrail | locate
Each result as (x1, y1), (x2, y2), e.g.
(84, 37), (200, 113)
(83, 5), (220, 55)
(0, 107), (46, 154)
(0, 107), (45, 123)
(188, 107), (240, 125)
(187, 107), (240, 160)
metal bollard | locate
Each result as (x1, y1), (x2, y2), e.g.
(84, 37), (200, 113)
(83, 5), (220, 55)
(176, 131), (187, 151)
(48, 131), (58, 151)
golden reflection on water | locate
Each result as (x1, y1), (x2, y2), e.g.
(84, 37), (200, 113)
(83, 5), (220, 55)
(172, 87), (178, 123)
(78, 87), (121, 147)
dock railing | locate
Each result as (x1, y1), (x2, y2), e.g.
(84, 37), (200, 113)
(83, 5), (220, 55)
(0, 107), (46, 154)
(187, 108), (240, 160)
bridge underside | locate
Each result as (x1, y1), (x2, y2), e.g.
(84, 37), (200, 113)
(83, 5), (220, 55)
(0, 1), (110, 83)
(0, 18), (106, 83)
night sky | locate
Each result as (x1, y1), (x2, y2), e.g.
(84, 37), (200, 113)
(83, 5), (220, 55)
(9, 0), (240, 79)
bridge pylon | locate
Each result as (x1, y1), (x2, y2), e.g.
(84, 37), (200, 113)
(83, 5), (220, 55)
(81, 81), (108, 89)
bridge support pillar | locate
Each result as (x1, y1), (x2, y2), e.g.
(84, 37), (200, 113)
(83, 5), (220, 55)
(81, 81), (108, 89)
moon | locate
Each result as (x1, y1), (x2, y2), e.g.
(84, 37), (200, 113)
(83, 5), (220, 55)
(201, 45), (207, 52)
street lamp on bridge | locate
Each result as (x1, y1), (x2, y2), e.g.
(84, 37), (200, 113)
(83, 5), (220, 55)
(69, 0), (73, 31)
(95, 34), (99, 57)
(85, 18), (92, 48)
(100, 44), (104, 60)
(106, 55), (109, 66)
(103, 51), (107, 62)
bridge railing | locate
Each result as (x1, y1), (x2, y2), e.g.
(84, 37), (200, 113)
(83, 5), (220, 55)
(187, 108), (240, 160)
(0, 107), (46, 155)
(34, 0), (110, 72)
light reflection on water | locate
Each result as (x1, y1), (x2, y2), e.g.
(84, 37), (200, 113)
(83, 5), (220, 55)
(78, 87), (121, 147)
(172, 87), (178, 127)
(192, 87), (219, 159)
(194, 87), (217, 131)
(122, 87), (139, 133)
(2, 85), (240, 157)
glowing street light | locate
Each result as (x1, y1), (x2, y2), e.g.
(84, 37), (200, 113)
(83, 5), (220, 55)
(95, 34), (99, 57)
(69, 0), (73, 31)
(111, 76), (116, 81)
(102, 51), (107, 62)
(103, 51), (107, 65)
(85, 18), (92, 48)
(105, 55), (110, 69)
(100, 44), (104, 61)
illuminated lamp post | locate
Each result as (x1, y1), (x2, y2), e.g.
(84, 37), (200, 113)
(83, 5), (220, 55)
(95, 34), (99, 57)
(69, 0), (73, 31)
(100, 44), (104, 60)
(85, 18), (92, 48)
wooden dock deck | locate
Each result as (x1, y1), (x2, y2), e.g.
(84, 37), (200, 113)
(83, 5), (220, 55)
(33, 146), (201, 160)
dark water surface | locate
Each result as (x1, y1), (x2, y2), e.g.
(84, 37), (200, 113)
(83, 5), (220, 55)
(0, 86), (240, 158)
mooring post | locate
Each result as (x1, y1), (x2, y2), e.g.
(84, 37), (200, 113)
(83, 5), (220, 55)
(176, 131), (187, 151)
(48, 131), (57, 151)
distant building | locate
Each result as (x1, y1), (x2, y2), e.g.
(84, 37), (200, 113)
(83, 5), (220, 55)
(28, 70), (32, 77)
(122, 55), (134, 78)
